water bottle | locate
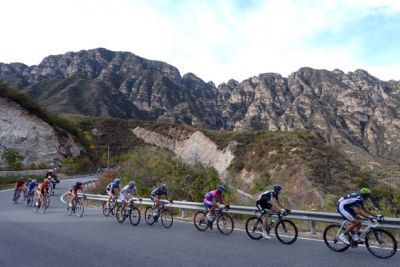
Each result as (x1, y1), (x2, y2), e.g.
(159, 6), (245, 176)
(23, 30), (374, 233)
(268, 219), (275, 227)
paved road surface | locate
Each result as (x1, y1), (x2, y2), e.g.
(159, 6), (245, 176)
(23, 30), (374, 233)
(0, 177), (398, 267)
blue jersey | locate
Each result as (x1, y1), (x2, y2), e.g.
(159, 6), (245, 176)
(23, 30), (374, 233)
(27, 182), (38, 192)
(106, 182), (120, 193)
(151, 187), (168, 197)
(338, 193), (364, 208)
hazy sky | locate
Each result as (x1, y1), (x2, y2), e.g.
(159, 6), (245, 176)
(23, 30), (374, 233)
(1, 0), (400, 84)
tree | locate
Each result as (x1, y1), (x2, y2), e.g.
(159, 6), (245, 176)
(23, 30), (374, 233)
(1, 149), (24, 170)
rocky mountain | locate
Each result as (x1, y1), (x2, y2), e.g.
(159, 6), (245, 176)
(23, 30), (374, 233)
(1, 48), (400, 160)
(0, 83), (85, 169)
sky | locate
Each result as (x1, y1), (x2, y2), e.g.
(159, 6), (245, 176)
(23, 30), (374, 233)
(1, 0), (400, 84)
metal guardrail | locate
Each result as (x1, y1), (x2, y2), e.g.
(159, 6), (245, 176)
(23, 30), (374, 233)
(80, 193), (400, 230)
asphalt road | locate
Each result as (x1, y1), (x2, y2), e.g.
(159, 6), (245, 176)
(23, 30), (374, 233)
(0, 177), (398, 267)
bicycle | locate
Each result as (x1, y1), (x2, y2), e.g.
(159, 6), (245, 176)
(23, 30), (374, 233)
(245, 210), (298, 244)
(194, 205), (234, 235)
(12, 188), (23, 204)
(25, 191), (35, 207)
(145, 201), (173, 228)
(66, 195), (86, 217)
(116, 198), (141, 226)
(103, 197), (119, 216)
(323, 216), (397, 259)
(34, 193), (50, 214)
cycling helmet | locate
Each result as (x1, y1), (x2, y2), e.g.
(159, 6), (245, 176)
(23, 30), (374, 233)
(76, 181), (84, 188)
(273, 184), (282, 191)
(32, 179), (37, 183)
(44, 178), (50, 184)
(217, 185), (225, 192)
(161, 183), (168, 190)
(129, 181), (136, 188)
(114, 178), (121, 184)
(360, 187), (371, 198)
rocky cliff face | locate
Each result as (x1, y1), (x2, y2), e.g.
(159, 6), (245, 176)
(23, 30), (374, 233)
(0, 97), (84, 168)
(1, 48), (399, 159)
(132, 127), (235, 179)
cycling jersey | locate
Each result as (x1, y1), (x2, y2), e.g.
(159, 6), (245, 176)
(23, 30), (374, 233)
(71, 184), (83, 194)
(27, 182), (38, 192)
(151, 187), (168, 197)
(37, 182), (49, 194)
(121, 185), (136, 194)
(106, 182), (120, 194)
(257, 190), (279, 202)
(203, 190), (223, 209)
(337, 193), (365, 222)
(16, 178), (26, 188)
(204, 190), (223, 202)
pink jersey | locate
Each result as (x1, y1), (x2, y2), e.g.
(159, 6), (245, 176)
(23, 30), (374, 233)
(204, 190), (223, 202)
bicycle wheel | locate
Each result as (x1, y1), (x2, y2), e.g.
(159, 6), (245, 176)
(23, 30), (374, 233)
(40, 198), (48, 214)
(145, 207), (156, 225)
(13, 191), (19, 204)
(66, 203), (73, 216)
(365, 229), (397, 259)
(102, 202), (111, 217)
(26, 194), (32, 207)
(194, 211), (208, 231)
(245, 216), (263, 240)
(323, 224), (350, 252)
(217, 213), (234, 235)
(129, 207), (141, 226)
(75, 202), (84, 217)
(116, 206), (126, 223)
(161, 209), (173, 228)
(275, 219), (298, 244)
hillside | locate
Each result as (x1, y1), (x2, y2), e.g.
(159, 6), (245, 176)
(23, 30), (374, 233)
(0, 83), (87, 169)
(1, 48), (400, 163)
(73, 116), (399, 214)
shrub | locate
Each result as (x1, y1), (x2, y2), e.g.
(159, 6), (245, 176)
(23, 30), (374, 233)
(1, 149), (24, 170)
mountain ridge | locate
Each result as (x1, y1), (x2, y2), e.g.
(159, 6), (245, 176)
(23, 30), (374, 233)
(1, 48), (399, 160)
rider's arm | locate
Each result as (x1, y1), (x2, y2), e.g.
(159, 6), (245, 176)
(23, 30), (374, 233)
(277, 199), (286, 210)
(354, 206), (372, 218)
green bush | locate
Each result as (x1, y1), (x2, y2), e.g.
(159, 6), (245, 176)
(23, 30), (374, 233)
(1, 149), (24, 170)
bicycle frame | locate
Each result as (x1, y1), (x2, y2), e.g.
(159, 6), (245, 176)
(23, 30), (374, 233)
(337, 219), (381, 242)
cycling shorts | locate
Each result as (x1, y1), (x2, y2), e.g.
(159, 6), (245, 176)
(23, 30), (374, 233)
(337, 204), (356, 222)
(204, 199), (213, 209)
(256, 200), (272, 212)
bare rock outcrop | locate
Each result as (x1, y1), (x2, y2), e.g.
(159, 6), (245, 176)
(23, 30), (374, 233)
(0, 97), (84, 168)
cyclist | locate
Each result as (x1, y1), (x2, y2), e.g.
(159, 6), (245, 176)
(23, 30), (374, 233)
(105, 178), (121, 204)
(35, 179), (50, 207)
(256, 184), (289, 239)
(25, 179), (38, 199)
(337, 188), (376, 244)
(118, 181), (141, 215)
(204, 185), (227, 222)
(69, 181), (85, 210)
(14, 176), (27, 198)
(150, 183), (172, 220)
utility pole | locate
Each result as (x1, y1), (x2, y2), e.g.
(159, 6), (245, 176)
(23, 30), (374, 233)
(107, 145), (110, 171)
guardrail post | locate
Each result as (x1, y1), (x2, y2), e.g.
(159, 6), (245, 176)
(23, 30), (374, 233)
(310, 209), (317, 235)
(181, 200), (187, 218)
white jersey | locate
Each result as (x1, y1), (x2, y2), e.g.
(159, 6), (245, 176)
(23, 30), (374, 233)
(121, 185), (136, 194)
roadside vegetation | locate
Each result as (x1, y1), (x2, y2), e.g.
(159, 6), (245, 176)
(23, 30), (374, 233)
(91, 147), (240, 203)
